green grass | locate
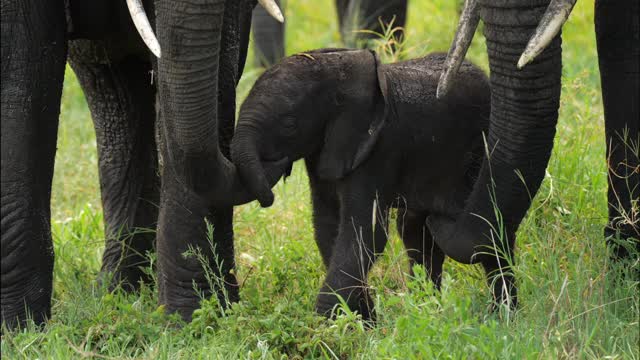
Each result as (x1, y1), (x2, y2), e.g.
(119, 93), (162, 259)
(2, 1), (639, 358)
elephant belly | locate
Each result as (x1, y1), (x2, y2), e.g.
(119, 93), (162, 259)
(394, 185), (462, 217)
(392, 157), (470, 217)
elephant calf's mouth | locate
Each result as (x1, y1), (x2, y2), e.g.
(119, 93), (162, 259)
(248, 157), (292, 205)
(259, 154), (293, 178)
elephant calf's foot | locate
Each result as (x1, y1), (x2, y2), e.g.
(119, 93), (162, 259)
(315, 286), (376, 323)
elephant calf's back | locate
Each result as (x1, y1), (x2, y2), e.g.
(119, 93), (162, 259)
(385, 53), (490, 134)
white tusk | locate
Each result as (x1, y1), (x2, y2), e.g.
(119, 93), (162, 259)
(436, 0), (480, 99)
(126, 0), (162, 58)
(258, 0), (285, 23)
(517, 0), (576, 69)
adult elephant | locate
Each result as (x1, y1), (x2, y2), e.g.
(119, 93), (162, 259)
(1, 0), (285, 330)
(251, 0), (408, 67)
(430, 0), (639, 302)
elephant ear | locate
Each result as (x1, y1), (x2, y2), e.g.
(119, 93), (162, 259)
(315, 50), (390, 180)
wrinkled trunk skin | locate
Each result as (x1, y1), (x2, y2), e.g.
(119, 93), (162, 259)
(155, 0), (244, 321)
(207, 0), (255, 309)
(251, 0), (285, 67)
(430, 0), (562, 306)
(595, 0), (640, 259)
(1, 0), (67, 329)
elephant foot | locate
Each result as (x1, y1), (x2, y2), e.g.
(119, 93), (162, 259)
(1, 276), (52, 332)
(160, 285), (209, 323)
(98, 240), (154, 293)
(315, 286), (376, 324)
(1, 303), (50, 333)
(605, 225), (640, 261)
(159, 271), (240, 323)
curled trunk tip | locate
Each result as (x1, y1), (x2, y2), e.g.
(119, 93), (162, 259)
(230, 127), (289, 207)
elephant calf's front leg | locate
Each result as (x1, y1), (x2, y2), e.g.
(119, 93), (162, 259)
(308, 169), (341, 268)
(316, 190), (389, 321)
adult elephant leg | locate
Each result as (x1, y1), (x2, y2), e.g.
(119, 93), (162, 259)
(68, 44), (159, 291)
(155, 0), (254, 320)
(251, 0), (284, 67)
(335, 0), (408, 48)
(595, 0), (640, 260)
(1, 0), (66, 329)
(430, 0), (562, 309)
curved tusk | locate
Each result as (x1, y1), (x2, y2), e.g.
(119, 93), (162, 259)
(436, 0), (480, 99)
(258, 0), (285, 23)
(517, 0), (576, 69)
(126, 0), (162, 58)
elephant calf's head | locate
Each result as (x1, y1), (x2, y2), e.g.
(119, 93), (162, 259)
(231, 48), (391, 207)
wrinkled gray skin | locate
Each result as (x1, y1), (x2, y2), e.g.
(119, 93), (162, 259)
(231, 49), (491, 319)
(2, 0), (637, 332)
(428, 0), (639, 272)
(251, 0), (408, 67)
(1, 0), (287, 330)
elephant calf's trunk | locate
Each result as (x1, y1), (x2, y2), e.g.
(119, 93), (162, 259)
(231, 125), (276, 207)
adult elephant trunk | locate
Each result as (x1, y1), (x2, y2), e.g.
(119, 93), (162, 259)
(155, 0), (228, 190)
(430, 0), (562, 264)
(154, 0), (232, 320)
(154, 0), (286, 320)
(155, 0), (284, 206)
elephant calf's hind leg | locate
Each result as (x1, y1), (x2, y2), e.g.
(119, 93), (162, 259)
(398, 210), (445, 289)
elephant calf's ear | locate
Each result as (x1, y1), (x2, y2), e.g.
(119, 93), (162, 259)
(315, 50), (390, 180)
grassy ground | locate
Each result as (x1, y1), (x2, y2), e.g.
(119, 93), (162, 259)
(2, 1), (638, 358)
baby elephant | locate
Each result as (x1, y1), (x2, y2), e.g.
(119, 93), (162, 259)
(231, 49), (490, 320)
